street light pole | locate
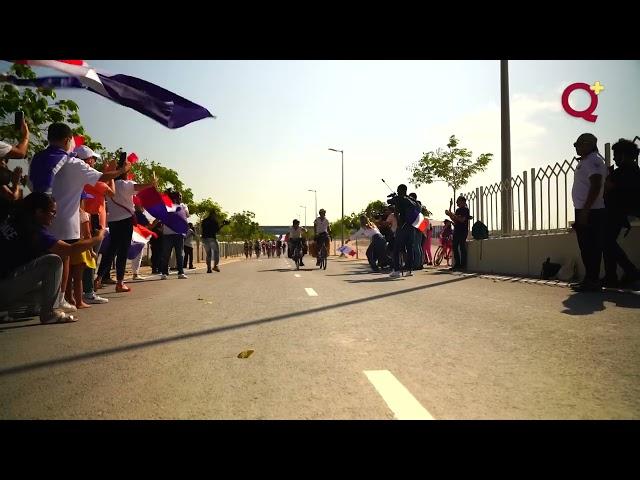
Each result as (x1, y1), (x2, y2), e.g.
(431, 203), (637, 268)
(308, 189), (317, 219)
(328, 148), (344, 247)
(299, 205), (307, 229)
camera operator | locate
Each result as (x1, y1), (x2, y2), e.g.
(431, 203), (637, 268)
(386, 184), (418, 277)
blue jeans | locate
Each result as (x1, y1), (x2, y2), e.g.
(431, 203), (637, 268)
(161, 234), (185, 275)
(202, 237), (219, 270)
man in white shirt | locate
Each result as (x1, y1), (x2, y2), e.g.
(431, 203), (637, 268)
(313, 208), (331, 265)
(571, 133), (608, 292)
(345, 215), (390, 272)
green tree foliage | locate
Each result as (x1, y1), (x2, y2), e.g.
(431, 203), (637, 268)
(0, 63), (92, 155)
(408, 135), (493, 200)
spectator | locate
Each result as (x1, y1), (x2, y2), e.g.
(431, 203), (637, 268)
(0, 193), (104, 324)
(423, 222), (433, 266)
(570, 133), (607, 292)
(0, 116), (29, 159)
(440, 219), (453, 266)
(0, 159), (25, 222)
(602, 138), (640, 288)
(160, 191), (190, 279)
(76, 146), (112, 305)
(149, 220), (164, 274)
(32, 123), (132, 311)
(446, 196), (471, 271)
(201, 209), (228, 273)
(95, 167), (155, 292)
(184, 222), (196, 270)
(346, 215), (390, 272)
(131, 204), (153, 280)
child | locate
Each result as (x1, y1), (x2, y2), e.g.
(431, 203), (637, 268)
(68, 200), (97, 308)
(440, 219), (453, 266)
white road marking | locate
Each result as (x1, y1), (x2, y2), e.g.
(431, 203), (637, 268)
(364, 370), (434, 420)
(305, 288), (318, 296)
(294, 274), (301, 278)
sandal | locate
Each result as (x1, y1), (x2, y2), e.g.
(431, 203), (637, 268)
(116, 283), (131, 293)
(40, 310), (77, 324)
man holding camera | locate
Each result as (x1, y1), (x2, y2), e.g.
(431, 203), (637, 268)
(201, 209), (229, 273)
(387, 184), (418, 277)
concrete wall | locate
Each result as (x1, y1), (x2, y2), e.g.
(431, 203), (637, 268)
(467, 225), (640, 280)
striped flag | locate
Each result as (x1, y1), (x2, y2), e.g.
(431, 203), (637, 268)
(9, 60), (215, 129)
(412, 212), (429, 232)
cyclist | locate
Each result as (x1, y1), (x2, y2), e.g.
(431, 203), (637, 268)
(243, 240), (250, 259)
(254, 239), (261, 258)
(313, 208), (331, 266)
(286, 219), (307, 267)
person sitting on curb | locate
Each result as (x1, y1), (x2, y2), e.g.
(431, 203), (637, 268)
(0, 192), (105, 324)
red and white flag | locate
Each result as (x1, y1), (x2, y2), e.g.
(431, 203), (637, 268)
(412, 212), (429, 232)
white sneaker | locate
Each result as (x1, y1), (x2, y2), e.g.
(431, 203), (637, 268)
(389, 271), (401, 278)
(132, 274), (147, 280)
(83, 293), (109, 304)
(59, 299), (77, 312)
(178, 273), (188, 279)
(161, 274), (168, 280)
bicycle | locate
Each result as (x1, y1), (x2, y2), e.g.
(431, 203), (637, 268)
(292, 241), (304, 270)
(317, 241), (327, 270)
(433, 245), (451, 266)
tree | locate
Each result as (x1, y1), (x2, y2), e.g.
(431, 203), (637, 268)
(408, 135), (493, 201)
(361, 200), (387, 221)
(0, 63), (92, 155)
(228, 211), (262, 241)
(131, 159), (194, 208)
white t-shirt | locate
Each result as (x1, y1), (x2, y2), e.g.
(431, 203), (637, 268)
(572, 151), (607, 210)
(314, 217), (330, 234)
(106, 180), (137, 222)
(163, 203), (189, 235)
(349, 226), (381, 241)
(48, 158), (102, 240)
(0, 140), (12, 158)
(288, 226), (305, 239)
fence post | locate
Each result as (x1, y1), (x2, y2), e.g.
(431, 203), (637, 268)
(523, 170), (529, 234)
(355, 237), (358, 259)
(530, 168), (536, 232)
(479, 186), (484, 224)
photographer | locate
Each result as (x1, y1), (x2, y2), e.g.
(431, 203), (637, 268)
(386, 184), (418, 277)
(1, 160), (26, 221)
(201, 209), (229, 273)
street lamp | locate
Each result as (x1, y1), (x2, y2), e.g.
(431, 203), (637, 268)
(328, 148), (344, 248)
(299, 205), (307, 229)
(307, 189), (317, 219)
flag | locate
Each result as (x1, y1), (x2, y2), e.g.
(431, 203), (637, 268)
(99, 225), (157, 260)
(338, 245), (356, 257)
(135, 187), (188, 234)
(9, 60), (215, 129)
(412, 212), (429, 232)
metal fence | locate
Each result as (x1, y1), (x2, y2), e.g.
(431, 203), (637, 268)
(462, 143), (615, 237)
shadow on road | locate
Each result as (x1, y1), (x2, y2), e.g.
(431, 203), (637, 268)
(562, 290), (640, 316)
(0, 275), (472, 377)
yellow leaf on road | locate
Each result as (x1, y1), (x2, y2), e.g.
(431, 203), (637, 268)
(237, 349), (255, 359)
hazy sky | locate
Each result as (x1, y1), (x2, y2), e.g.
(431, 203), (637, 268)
(3, 60), (639, 226)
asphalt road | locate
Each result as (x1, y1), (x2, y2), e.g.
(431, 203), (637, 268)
(1, 254), (639, 419)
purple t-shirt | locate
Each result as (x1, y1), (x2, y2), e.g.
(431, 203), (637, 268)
(0, 217), (58, 278)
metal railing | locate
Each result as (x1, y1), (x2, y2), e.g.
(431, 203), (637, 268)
(462, 142), (616, 237)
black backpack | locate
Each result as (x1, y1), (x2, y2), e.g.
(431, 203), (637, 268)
(541, 257), (562, 280)
(471, 221), (489, 240)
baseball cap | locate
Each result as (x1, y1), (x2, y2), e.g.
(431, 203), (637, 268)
(74, 145), (101, 160)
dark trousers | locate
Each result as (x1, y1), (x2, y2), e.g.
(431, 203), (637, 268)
(452, 232), (468, 269)
(392, 224), (414, 271)
(602, 213), (637, 281)
(574, 208), (606, 283)
(367, 233), (390, 270)
(161, 234), (184, 275)
(97, 218), (133, 282)
(150, 236), (163, 273)
(183, 246), (194, 269)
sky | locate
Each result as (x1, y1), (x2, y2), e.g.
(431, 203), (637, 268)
(2, 60), (639, 226)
